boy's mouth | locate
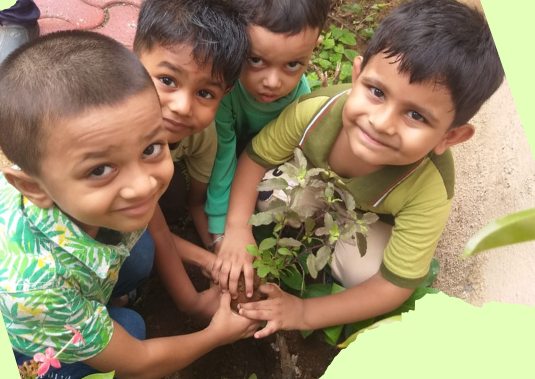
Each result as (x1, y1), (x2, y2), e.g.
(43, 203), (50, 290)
(257, 92), (279, 103)
(358, 126), (394, 149)
(115, 195), (156, 217)
(163, 118), (191, 134)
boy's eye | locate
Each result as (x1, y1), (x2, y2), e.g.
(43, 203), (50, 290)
(159, 76), (177, 88)
(143, 143), (163, 158)
(247, 57), (264, 68)
(286, 62), (302, 72)
(370, 87), (385, 99)
(407, 110), (425, 122)
(197, 89), (215, 100)
(89, 165), (113, 179)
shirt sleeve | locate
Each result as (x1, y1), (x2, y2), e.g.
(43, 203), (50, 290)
(247, 96), (329, 167)
(1, 287), (114, 363)
(379, 163), (452, 288)
(205, 94), (238, 234)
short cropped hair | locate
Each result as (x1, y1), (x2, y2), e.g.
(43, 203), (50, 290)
(133, 0), (249, 89)
(0, 30), (155, 176)
(362, 0), (505, 128)
(236, 0), (331, 35)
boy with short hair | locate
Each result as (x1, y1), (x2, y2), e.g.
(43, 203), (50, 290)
(208, 0), (331, 288)
(134, 0), (250, 250)
(221, 0), (505, 336)
(0, 31), (258, 379)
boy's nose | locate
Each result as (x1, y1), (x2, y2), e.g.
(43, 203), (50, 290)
(262, 69), (282, 90)
(369, 107), (396, 135)
(120, 170), (158, 200)
(169, 90), (193, 117)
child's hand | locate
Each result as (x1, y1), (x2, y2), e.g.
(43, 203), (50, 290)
(191, 284), (221, 320)
(208, 292), (261, 345)
(211, 227), (257, 299)
(237, 283), (305, 339)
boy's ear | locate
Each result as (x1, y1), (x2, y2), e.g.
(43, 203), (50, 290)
(316, 36), (323, 46)
(352, 56), (364, 84)
(2, 167), (54, 209)
(433, 123), (475, 155)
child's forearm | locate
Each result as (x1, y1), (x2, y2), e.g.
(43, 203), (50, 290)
(171, 233), (213, 270)
(225, 153), (267, 231)
(187, 178), (212, 248)
(301, 272), (414, 330)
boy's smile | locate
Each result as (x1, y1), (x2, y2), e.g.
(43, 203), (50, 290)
(32, 89), (173, 238)
(139, 44), (228, 144)
(240, 25), (320, 103)
(338, 53), (473, 175)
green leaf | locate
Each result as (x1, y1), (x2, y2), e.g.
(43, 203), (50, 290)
(81, 373), (116, 379)
(462, 208), (535, 257)
(333, 44), (345, 54)
(280, 266), (304, 291)
(329, 53), (343, 63)
(257, 265), (272, 278)
(343, 49), (359, 62)
(331, 27), (345, 40)
(315, 245), (331, 271)
(337, 315), (402, 348)
(361, 28), (375, 39)
(371, 3), (389, 10)
(294, 148), (308, 169)
(319, 51), (330, 60)
(301, 329), (314, 338)
(277, 247), (293, 256)
(248, 374), (258, 379)
(322, 38), (335, 49)
(341, 4), (362, 14)
(324, 324), (344, 346)
(248, 212), (273, 226)
(306, 254), (318, 279)
(278, 237), (302, 247)
(420, 258), (440, 288)
(256, 178), (289, 191)
(362, 212), (379, 224)
(356, 233), (367, 257)
(305, 218), (315, 235)
(303, 283), (334, 298)
(338, 32), (357, 46)
(259, 237), (277, 251)
(318, 58), (332, 69)
(246, 244), (261, 257)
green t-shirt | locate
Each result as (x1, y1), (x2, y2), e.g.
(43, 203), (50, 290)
(0, 173), (144, 362)
(205, 76), (311, 234)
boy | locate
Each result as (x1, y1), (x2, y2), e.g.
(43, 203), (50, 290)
(134, 0), (249, 251)
(208, 0), (331, 288)
(0, 31), (258, 379)
(220, 0), (505, 336)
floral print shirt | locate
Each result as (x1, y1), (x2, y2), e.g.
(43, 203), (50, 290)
(0, 173), (144, 363)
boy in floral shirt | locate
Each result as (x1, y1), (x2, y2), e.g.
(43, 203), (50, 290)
(0, 31), (257, 379)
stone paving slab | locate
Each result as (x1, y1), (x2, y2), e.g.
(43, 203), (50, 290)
(34, 0), (140, 46)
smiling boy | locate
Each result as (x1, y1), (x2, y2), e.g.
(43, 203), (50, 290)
(220, 0), (505, 336)
(0, 31), (258, 379)
(208, 0), (331, 293)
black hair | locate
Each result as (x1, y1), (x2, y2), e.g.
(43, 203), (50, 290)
(133, 0), (250, 89)
(236, 0), (331, 35)
(0, 30), (155, 176)
(362, 0), (505, 128)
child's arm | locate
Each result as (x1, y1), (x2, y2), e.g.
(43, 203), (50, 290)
(187, 177), (212, 249)
(85, 292), (259, 379)
(149, 206), (217, 318)
(211, 153), (268, 298)
(238, 272), (414, 338)
(204, 109), (238, 236)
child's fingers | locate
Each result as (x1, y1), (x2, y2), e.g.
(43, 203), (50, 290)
(254, 321), (278, 339)
(228, 265), (242, 298)
(258, 282), (282, 297)
(243, 263), (255, 298)
(211, 258), (223, 284)
(218, 261), (232, 292)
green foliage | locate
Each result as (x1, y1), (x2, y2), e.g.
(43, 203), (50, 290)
(81, 373), (115, 379)
(248, 148), (378, 292)
(307, 25), (359, 91)
(462, 208), (535, 257)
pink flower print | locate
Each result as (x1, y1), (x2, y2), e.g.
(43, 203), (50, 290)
(33, 347), (61, 377)
(65, 325), (85, 346)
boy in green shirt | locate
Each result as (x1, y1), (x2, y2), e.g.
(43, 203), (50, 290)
(216, 0), (505, 336)
(207, 0), (331, 287)
(0, 31), (257, 378)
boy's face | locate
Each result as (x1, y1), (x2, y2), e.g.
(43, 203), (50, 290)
(139, 44), (228, 144)
(31, 89), (173, 237)
(240, 25), (320, 103)
(341, 53), (474, 169)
